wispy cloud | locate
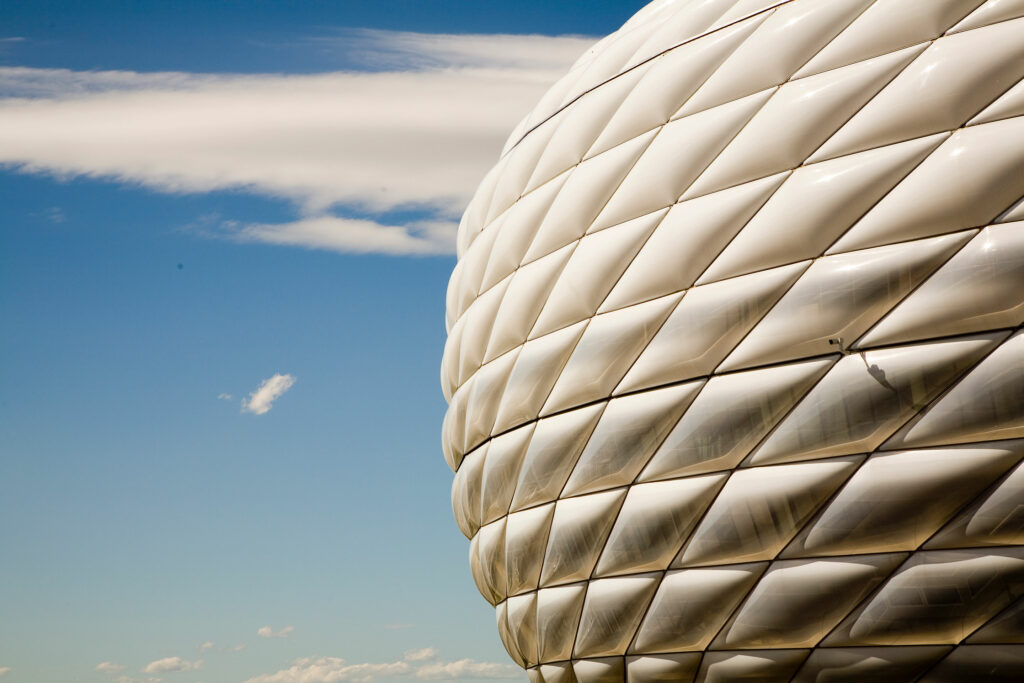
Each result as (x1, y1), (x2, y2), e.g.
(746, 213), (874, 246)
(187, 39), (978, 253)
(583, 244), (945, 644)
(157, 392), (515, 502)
(0, 667), (9, 678)
(96, 661), (126, 674)
(0, 30), (593, 256)
(217, 393), (233, 401)
(142, 657), (202, 674)
(197, 642), (215, 653)
(257, 624), (295, 639)
(242, 648), (519, 683)
(242, 375), (296, 416)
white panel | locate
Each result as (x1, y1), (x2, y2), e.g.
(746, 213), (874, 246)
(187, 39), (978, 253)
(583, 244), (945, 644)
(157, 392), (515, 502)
(680, 0), (871, 114)
(540, 489), (627, 587)
(626, 654), (701, 683)
(795, 0), (985, 77)
(698, 133), (947, 283)
(505, 504), (555, 596)
(602, 172), (787, 311)
(719, 230), (975, 372)
(682, 45), (925, 199)
(950, 0), (1024, 33)
(970, 77), (1024, 126)
(537, 583), (587, 663)
(811, 18), (1024, 161)
(592, 89), (774, 231)
(479, 425), (536, 525)
(618, 262), (808, 394)
(573, 574), (661, 658)
(828, 117), (1024, 253)
(749, 333), (1005, 466)
(859, 223), (1024, 347)
(562, 381), (703, 498)
(695, 650), (808, 683)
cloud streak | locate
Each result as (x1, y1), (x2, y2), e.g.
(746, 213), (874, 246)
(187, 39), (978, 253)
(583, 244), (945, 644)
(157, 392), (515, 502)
(0, 31), (593, 256)
(257, 624), (296, 638)
(243, 376), (296, 416)
(242, 648), (519, 683)
(142, 656), (202, 674)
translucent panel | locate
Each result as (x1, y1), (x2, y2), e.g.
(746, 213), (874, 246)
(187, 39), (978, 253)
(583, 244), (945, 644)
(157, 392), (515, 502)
(489, 114), (566, 226)
(952, 0), (1024, 33)
(492, 321), (587, 436)
(526, 66), (651, 195)
(596, 475), (728, 577)
(574, 573), (661, 658)
(682, 45), (924, 199)
(699, 134), (947, 283)
(496, 600), (525, 668)
(786, 444), (1024, 557)
(452, 445), (486, 538)
(826, 548), (1024, 646)
(592, 89), (774, 230)
(456, 274), (511, 388)
(522, 131), (657, 264)
(480, 170), (571, 297)
(507, 591), (540, 667)
(640, 359), (835, 481)
(471, 517), (506, 606)
(828, 117), (1024, 253)
(462, 348), (520, 453)
(543, 294), (681, 415)
(510, 403), (605, 513)
(679, 0), (871, 114)
(715, 554), (906, 649)
(968, 598), (1024, 643)
(795, 0), (984, 77)
(540, 489), (627, 587)
(923, 644), (1024, 682)
(454, 216), (504, 321)
(602, 173), (787, 312)
(561, 382), (703, 497)
(479, 424), (535, 525)
(811, 18), (1024, 162)
(589, 16), (766, 157)
(619, 263), (808, 394)
(695, 650), (808, 683)
(972, 76), (1024, 126)
(505, 504), (555, 596)
(530, 212), (666, 340)
(885, 330), (1024, 449)
(677, 457), (861, 567)
(1000, 196), (1024, 223)
(572, 658), (625, 683)
(538, 662), (575, 683)
(628, 0), (742, 67)
(484, 243), (574, 363)
(536, 582), (587, 663)
(750, 334), (1004, 466)
(720, 231), (975, 372)
(860, 223), (1024, 347)
(626, 654), (701, 683)
(791, 646), (950, 683)
(928, 449), (1024, 548)
(632, 564), (766, 654)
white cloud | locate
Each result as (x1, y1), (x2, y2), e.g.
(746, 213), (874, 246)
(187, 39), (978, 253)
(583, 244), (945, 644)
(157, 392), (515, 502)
(142, 657), (203, 674)
(0, 667), (9, 678)
(242, 375), (296, 416)
(116, 677), (162, 683)
(242, 651), (519, 683)
(257, 624), (295, 638)
(402, 649), (436, 663)
(0, 31), (593, 255)
(198, 642), (215, 653)
(229, 644), (247, 653)
(217, 393), (233, 401)
(96, 661), (126, 674)
(234, 216), (456, 256)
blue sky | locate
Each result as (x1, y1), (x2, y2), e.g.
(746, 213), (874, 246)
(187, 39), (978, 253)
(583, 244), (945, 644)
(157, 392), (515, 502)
(0, 1), (647, 682)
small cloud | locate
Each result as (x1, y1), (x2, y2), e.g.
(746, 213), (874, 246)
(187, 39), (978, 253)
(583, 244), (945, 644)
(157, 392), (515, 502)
(242, 375), (296, 415)
(0, 667), (10, 678)
(257, 625), (294, 639)
(229, 644), (247, 653)
(34, 206), (66, 223)
(198, 642), (215, 653)
(415, 659), (520, 680)
(115, 677), (162, 683)
(0, 37), (25, 43)
(403, 648), (436, 663)
(233, 216), (455, 256)
(96, 661), (126, 674)
(142, 657), (202, 674)
(217, 393), (233, 401)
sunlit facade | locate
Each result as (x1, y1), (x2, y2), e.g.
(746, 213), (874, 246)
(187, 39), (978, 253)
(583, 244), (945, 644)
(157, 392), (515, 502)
(440, 0), (1024, 680)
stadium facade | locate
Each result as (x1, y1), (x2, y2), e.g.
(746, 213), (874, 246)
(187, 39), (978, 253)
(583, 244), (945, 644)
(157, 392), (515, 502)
(440, 0), (1024, 680)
